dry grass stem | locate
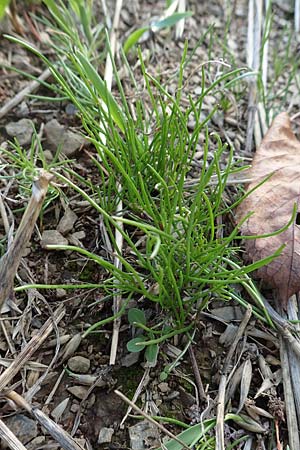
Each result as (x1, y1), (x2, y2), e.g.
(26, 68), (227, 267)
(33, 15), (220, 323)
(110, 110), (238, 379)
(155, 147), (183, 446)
(115, 389), (190, 449)
(0, 419), (27, 450)
(0, 170), (53, 311)
(103, 0), (124, 366)
(0, 67), (51, 120)
(215, 305), (252, 450)
(188, 344), (207, 401)
(120, 368), (151, 427)
(279, 337), (300, 450)
(6, 391), (85, 450)
(245, 0), (263, 152)
(0, 304), (65, 392)
(295, 0), (300, 32)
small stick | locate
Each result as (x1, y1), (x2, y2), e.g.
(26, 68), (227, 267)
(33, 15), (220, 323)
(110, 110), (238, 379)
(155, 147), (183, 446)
(215, 305), (252, 450)
(295, 0), (300, 32)
(104, 0), (124, 366)
(175, 0), (186, 40)
(115, 389), (190, 450)
(0, 419), (27, 450)
(0, 304), (65, 392)
(188, 345), (207, 401)
(0, 67), (51, 119)
(245, 0), (263, 152)
(0, 170), (53, 312)
(110, 183), (123, 365)
(279, 337), (300, 450)
(6, 391), (85, 450)
(120, 368), (150, 427)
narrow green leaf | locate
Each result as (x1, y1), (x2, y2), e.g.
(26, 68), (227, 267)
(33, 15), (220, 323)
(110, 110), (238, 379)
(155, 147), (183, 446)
(151, 12), (193, 32)
(128, 308), (147, 326)
(0, 0), (10, 19)
(145, 343), (159, 364)
(123, 27), (149, 54)
(155, 420), (215, 450)
(127, 336), (147, 353)
(43, 0), (71, 36)
(75, 51), (126, 133)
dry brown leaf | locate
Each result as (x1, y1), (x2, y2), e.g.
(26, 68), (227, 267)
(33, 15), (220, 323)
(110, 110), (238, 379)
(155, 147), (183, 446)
(236, 112), (300, 309)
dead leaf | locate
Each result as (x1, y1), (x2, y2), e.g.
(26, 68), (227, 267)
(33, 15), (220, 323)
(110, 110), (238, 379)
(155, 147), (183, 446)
(236, 112), (300, 308)
(237, 358), (252, 413)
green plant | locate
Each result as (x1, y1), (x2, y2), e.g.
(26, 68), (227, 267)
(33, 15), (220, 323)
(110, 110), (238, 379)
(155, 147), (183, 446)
(126, 308), (159, 364)
(123, 11), (193, 54)
(0, 129), (66, 212)
(4, 22), (282, 343)
(0, 0), (10, 19)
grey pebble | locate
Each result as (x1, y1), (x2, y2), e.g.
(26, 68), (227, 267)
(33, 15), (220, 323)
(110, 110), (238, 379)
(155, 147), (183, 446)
(68, 355), (91, 373)
(57, 208), (78, 235)
(40, 230), (68, 248)
(4, 414), (37, 444)
(98, 427), (114, 444)
(5, 119), (34, 145)
(44, 119), (87, 156)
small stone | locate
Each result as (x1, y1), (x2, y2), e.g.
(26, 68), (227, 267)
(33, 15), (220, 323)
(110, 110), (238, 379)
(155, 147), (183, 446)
(43, 150), (54, 162)
(158, 382), (169, 393)
(121, 352), (140, 367)
(75, 439), (86, 448)
(44, 119), (87, 156)
(57, 208), (78, 235)
(65, 103), (78, 116)
(98, 427), (114, 444)
(5, 119), (34, 145)
(4, 414), (38, 444)
(70, 402), (80, 413)
(68, 355), (90, 373)
(194, 150), (203, 159)
(40, 230), (68, 249)
(129, 421), (160, 450)
(68, 231), (85, 246)
(16, 101), (29, 118)
(67, 385), (89, 400)
(27, 436), (45, 450)
(56, 289), (67, 298)
(51, 398), (70, 422)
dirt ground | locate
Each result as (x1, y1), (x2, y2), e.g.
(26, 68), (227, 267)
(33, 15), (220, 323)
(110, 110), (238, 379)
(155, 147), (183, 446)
(0, 1), (299, 449)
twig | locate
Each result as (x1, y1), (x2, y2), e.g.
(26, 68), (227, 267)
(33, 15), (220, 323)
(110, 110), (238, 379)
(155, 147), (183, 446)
(279, 337), (300, 450)
(120, 368), (151, 427)
(261, 0), (270, 89)
(0, 419), (27, 450)
(245, 0), (263, 152)
(295, 0), (300, 32)
(115, 389), (190, 450)
(0, 195), (10, 235)
(215, 305), (252, 450)
(0, 67), (51, 119)
(103, 0), (124, 366)
(188, 344), (207, 401)
(0, 170), (53, 312)
(6, 391), (85, 450)
(284, 297), (300, 446)
(175, 0), (186, 40)
(110, 183), (123, 365)
(0, 304), (65, 392)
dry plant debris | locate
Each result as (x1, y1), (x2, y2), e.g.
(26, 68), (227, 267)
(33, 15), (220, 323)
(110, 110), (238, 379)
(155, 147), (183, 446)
(236, 112), (300, 309)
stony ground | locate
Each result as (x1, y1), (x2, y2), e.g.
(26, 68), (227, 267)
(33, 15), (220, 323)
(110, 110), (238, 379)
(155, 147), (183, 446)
(0, 1), (300, 449)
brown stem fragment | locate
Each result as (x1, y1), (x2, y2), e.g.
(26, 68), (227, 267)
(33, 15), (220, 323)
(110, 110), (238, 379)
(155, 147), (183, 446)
(0, 170), (53, 312)
(0, 304), (65, 392)
(6, 391), (85, 450)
